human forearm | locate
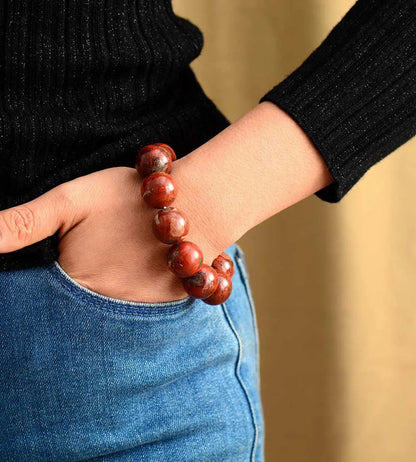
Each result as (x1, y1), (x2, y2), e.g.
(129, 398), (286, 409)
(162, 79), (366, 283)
(0, 102), (332, 302)
(174, 101), (334, 252)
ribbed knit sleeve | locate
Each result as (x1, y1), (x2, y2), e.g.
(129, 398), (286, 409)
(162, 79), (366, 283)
(259, 0), (416, 203)
(0, 0), (230, 271)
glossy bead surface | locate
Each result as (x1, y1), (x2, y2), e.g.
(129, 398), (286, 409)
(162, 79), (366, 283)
(135, 145), (172, 178)
(153, 207), (190, 244)
(141, 172), (177, 208)
(212, 252), (235, 278)
(154, 142), (177, 161)
(182, 264), (219, 299)
(167, 241), (203, 278)
(203, 273), (233, 305)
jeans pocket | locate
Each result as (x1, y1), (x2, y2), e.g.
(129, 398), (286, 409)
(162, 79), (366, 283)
(45, 258), (197, 318)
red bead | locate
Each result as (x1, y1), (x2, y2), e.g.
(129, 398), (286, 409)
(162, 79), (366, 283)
(135, 145), (172, 178)
(153, 142), (177, 161)
(141, 172), (177, 208)
(203, 273), (233, 305)
(212, 252), (235, 278)
(153, 207), (190, 244)
(167, 241), (203, 278)
(182, 264), (219, 299)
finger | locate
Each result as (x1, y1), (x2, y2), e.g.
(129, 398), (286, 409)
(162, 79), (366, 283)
(0, 185), (78, 253)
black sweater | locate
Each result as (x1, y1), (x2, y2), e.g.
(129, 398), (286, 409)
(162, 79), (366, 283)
(0, 0), (415, 271)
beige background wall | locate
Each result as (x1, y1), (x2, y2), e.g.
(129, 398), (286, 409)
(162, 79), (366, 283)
(173, 1), (416, 461)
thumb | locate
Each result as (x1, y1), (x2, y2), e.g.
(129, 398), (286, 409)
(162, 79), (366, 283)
(0, 185), (79, 254)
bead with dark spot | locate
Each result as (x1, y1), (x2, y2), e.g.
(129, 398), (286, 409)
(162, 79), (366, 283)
(203, 273), (233, 305)
(212, 252), (235, 278)
(182, 264), (219, 299)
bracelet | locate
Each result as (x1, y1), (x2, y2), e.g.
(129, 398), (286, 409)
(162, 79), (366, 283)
(135, 143), (234, 306)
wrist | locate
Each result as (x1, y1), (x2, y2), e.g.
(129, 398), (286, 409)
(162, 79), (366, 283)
(171, 158), (238, 263)
(173, 101), (334, 243)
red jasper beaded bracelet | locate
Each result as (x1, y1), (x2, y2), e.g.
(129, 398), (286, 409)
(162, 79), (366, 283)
(135, 143), (234, 305)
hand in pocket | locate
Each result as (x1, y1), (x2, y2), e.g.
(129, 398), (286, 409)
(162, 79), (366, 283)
(0, 167), (226, 303)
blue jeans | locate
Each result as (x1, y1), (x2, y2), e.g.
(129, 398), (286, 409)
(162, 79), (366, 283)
(0, 242), (264, 461)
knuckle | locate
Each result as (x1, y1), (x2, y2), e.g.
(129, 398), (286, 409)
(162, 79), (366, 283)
(1, 206), (36, 239)
(61, 184), (79, 212)
(55, 184), (74, 210)
(54, 184), (79, 228)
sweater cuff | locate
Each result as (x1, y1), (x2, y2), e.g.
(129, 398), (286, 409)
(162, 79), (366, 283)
(259, 0), (416, 203)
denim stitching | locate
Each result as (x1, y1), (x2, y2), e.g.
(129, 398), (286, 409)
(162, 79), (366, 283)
(221, 301), (259, 461)
(46, 262), (195, 319)
(52, 260), (192, 308)
(234, 244), (261, 383)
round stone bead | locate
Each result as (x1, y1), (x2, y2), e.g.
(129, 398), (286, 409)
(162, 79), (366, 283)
(152, 207), (190, 244)
(154, 142), (177, 161)
(212, 252), (235, 278)
(203, 273), (233, 305)
(167, 241), (203, 278)
(141, 172), (177, 208)
(182, 264), (219, 299)
(135, 145), (172, 178)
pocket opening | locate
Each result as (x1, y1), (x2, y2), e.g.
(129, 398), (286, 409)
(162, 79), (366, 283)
(47, 259), (196, 317)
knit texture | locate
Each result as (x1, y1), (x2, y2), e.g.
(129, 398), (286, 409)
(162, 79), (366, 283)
(260, 0), (416, 202)
(0, 0), (230, 271)
(0, 0), (415, 271)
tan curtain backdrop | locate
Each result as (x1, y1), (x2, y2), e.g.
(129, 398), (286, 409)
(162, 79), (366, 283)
(173, 1), (416, 460)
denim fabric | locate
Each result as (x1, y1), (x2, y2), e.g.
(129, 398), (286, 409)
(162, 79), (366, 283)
(0, 242), (264, 461)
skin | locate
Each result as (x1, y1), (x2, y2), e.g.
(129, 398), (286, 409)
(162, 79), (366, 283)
(0, 101), (333, 303)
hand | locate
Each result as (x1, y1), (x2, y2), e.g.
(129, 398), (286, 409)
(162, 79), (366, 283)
(0, 166), (229, 303)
